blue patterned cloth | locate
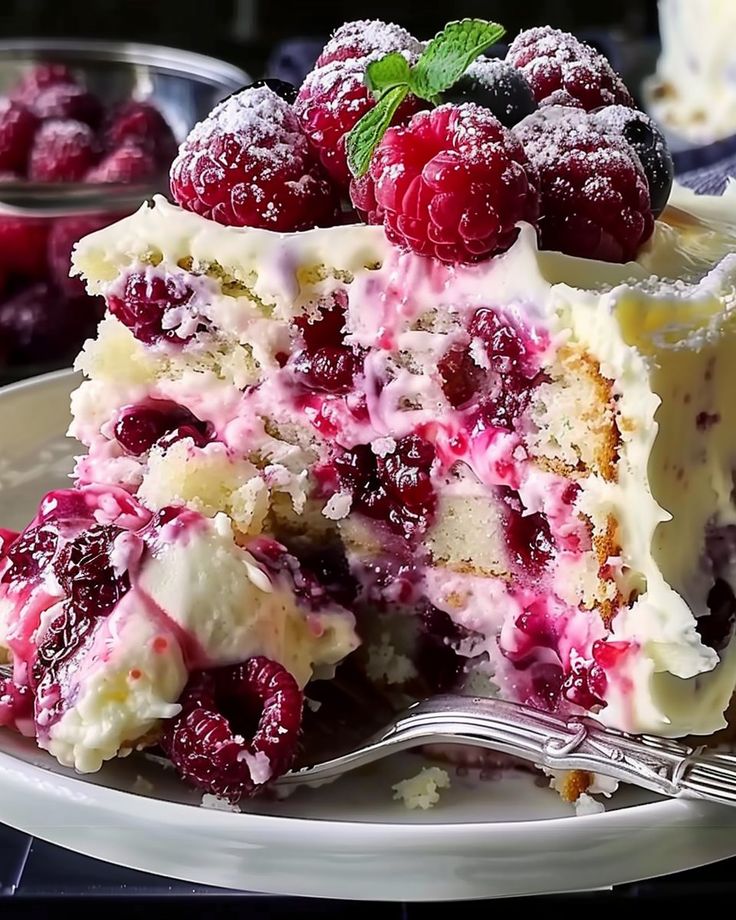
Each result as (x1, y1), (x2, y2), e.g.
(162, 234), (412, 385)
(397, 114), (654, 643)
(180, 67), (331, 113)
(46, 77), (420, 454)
(677, 149), (736, 195)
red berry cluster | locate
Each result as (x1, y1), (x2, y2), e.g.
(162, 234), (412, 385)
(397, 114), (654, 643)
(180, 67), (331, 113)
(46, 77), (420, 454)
(170, 21), (665, 268)
(1, 64), (173, 185)
(0, 64), (178, 370)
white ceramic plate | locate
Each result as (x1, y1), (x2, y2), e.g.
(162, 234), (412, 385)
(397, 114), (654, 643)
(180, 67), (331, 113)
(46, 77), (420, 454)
(1, 369), (736, 901)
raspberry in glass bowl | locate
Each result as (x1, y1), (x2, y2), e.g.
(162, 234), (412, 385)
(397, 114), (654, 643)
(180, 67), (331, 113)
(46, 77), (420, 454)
(0, 39), (248, 384)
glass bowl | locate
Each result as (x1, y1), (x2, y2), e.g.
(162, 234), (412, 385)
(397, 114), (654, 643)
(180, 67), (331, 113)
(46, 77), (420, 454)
(0, 39), (250, 385)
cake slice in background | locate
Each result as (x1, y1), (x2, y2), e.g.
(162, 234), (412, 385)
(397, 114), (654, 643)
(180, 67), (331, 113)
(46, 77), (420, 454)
(646, 0), (736, 147)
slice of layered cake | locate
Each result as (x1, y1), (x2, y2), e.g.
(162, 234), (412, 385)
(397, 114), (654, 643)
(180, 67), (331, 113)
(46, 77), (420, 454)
(3, 18), (736, 807)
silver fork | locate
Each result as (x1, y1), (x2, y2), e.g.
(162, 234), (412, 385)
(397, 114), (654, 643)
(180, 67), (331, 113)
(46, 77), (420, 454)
(2, 657), (735, 806)
(276, 694), (736, 805)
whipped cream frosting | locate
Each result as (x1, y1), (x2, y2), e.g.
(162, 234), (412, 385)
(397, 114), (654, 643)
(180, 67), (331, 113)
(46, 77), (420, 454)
(0, 485), (358, 772)
(647, 0), (736, 144)
(69, 185), (736, 741)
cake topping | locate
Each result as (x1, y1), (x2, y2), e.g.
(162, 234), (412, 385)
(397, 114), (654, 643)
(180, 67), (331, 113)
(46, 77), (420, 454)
(295, 54), (423, 189)
(161, 657), (303, 803)
(590, 105), (674, 218)
(316, 19), (423, 68)
(439, 58), (538, 127)
(362, 103), (540, 263)
(515, 106), (654, 262)
(170, 84), (340, 231)
(506, 26), (633, 110)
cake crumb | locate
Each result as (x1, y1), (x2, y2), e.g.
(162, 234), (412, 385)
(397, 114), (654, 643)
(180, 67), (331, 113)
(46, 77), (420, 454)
(392, 767), (451, 810)
(574, 793), (605, 816)
(132, 775), (155, 795)
(322, 491), (353, 521)
(366, 633), (417, 685)
(201, 793), (241, 812)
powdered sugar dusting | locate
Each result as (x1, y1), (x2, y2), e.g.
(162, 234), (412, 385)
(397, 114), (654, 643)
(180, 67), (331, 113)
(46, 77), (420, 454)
(317, 19), (421, 67)
(170, 85), (339, 231)
(184, 86), (307, 164)
(507, 26), (632, 111)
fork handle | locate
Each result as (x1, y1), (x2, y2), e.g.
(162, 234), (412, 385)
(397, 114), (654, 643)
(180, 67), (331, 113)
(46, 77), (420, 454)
(281, 694), (736, 806)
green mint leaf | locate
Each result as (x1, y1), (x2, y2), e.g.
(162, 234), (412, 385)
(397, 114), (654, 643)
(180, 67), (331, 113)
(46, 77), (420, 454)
(410, 19), (506, 102)
(365, 52), (411, 97)
(347, 84), (409, 178)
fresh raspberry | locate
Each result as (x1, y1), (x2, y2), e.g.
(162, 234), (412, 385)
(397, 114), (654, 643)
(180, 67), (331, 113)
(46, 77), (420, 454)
(0, 99), (38, 173)
(48, 214), (113, 296)
(349, 172), (383, 224)
(30, 83), (103, 128)
(507, 26), (633, 111)
(170, 85), (340, 231)
(369, 104), (540, 264)
(0, 216), (49, 279)
(10, 64), (77, 103)
(295, 55), (423, 189)
(0, 282), (97, 364)
(28, 119), (98, 182)
(86, 144), (157, 183)
(103, 101), (178, 167)
(161, 657), (303, 802)
(515, 107), (653, 262)
(316, 19), (421, 67)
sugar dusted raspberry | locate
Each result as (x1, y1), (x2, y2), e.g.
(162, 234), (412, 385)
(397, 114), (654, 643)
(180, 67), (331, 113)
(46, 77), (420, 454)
(28, 119), (98, 182)
(161, 657), (303, 802)
(0, 282), (97, 364)
(295, 55), (422, 189)
(10, 64), (77, 103)
(316, 19), (421, 67)
(30, 83), (103, 128)
(507, 26), (633, 111)
(0, 216), (49, 279)
(369, 104), (539, 264)
(48, 214), (112, 296)
(87, 144), (157, 183)
(349, 172), (383, 224)
(170, 85), (340, 231)
(0, 99), (38, 173)
(515, 107), (653, 262)
(103, 101), (178, 166)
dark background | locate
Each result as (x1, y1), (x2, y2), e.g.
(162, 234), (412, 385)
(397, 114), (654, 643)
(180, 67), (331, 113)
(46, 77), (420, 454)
(0, 0), (661, 77)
